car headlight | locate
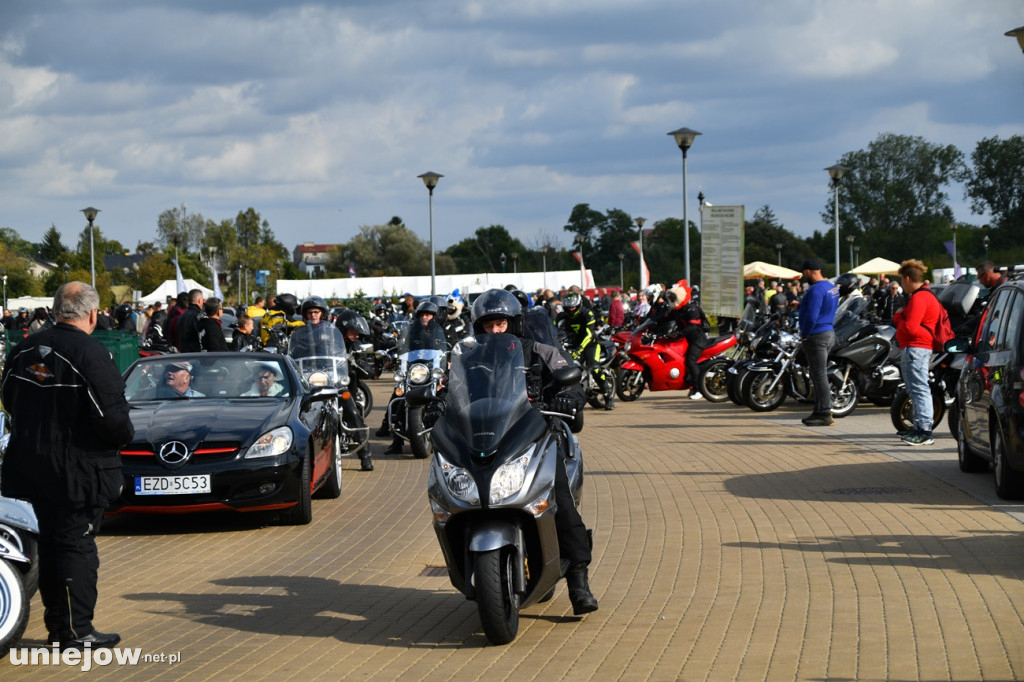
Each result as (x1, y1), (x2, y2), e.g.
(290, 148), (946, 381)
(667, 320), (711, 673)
(490, 451), (532, 505)
(308, 371), (330, 387)
(436, 453), (478, 504)
(409, 363), (431, 385)
(244, 426), (293, 459)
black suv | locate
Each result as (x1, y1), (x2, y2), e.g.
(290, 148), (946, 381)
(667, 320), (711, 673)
(953, 271), (1024, 498)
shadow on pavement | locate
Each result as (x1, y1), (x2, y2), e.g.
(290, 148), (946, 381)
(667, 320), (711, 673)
(122, 575), (490, 648)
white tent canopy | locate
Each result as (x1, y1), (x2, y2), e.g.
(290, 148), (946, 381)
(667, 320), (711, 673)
(851, 257), (902, 276)
(275, 269), (594, 300)
(139, 279), (214, 305)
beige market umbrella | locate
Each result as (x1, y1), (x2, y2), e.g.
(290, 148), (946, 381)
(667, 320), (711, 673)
(851, 257), (901, 276)
(743, 261), (802, 279)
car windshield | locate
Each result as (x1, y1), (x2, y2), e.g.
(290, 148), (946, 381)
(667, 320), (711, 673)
(124, 356), (293, 401)
(442, 333), (532, 455)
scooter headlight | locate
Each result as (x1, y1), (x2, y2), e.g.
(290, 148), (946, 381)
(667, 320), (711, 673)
(409, 363), (431, 385)
(437, 453), (479, 504)
(490, 451), (532, 505)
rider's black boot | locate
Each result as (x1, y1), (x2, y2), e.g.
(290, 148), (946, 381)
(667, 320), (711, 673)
(566, 563), (599, 615)
(384, 437), (403, 455)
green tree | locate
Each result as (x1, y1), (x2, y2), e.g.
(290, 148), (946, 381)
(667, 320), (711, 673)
(963, 135), (1024, 255)
(824, 133), (965, 265)
(745, 205), (816, 272)
(331, 221), (455, 278)
(644, 217), (699, 286)
(157, 204), (206, 253)
(443, 225), (526, 274)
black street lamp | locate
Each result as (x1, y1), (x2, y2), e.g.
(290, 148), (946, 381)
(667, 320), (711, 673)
(668, 127), (701, 283)
(80, 206), (100, 288)
(1007, 26), (1024, 53)
(846, 235), (855, 270)
(417, 171), (443, 295)
(775, 242), (783, 267)
(500, 252), (506, 273)
(825, 165), (847, 278)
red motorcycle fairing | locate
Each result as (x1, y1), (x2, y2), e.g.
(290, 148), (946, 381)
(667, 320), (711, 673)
(623, 331), (737, 392)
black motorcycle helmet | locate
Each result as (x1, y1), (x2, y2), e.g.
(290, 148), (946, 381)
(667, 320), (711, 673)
(835, 273), (861, 298)
(471, 288), (524, 336)
(113, 303), (134, 326)
(562, 291), (583, 315)
(300, 295), (329, 319)
(335, 309), (371, 339)
(274, 293), (299, 317)
(374, 301), (389, 317)
(415, 299), (439, 320)
(508, 289), (530, 311)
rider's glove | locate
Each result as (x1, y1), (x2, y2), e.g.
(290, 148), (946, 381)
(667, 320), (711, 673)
(422, 399), (446, 428)
(553, 394), (580, 416)
(569, 347), (582, 361)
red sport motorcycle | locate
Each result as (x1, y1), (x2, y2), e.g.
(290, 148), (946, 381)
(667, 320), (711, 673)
(615, 329), (739, 401)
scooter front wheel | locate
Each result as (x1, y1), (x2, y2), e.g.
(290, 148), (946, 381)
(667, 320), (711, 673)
(475, 548), (520, 645)
(0, 559), (30, 659)
(615, 368), (644, 402)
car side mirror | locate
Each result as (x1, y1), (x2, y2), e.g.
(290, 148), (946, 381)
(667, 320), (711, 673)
(552, 365), (582, 386)
(302, 385), (339, 410)
(943, 336), (971, 354)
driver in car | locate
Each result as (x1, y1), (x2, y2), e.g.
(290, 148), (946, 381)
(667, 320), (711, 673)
(157, 361), (204, 398)
(242, 363), (285, 397)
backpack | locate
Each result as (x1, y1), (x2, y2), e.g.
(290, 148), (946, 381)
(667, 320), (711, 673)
(922, 288), (954, 352)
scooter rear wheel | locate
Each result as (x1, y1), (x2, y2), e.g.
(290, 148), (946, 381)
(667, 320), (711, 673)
(475, 548), (520, 645)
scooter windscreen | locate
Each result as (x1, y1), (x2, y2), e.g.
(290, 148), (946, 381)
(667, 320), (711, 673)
(398, 319), (449, 360)
(440, 333), (533, 457)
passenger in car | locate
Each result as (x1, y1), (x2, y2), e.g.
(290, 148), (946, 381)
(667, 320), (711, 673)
(241, 363), (285, 397)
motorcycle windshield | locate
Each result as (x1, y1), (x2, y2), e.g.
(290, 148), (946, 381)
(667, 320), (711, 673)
(525, 308), (559, 345)
(288, 322), (347, 359)
(443, 333), (532, 456)
(736, 303), (759, 332)
(398, 320), (448, 360)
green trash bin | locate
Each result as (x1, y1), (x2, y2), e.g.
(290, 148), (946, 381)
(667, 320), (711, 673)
(3, 328), (138, 373)
(90, 329), (140, 373)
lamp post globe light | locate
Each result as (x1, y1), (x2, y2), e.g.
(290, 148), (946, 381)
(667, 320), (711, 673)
(775, 242), (783, 267)
(668, 127), (701, 283)
(417, 171), (443, 295)
(984, 235), (990, 257)
(635, 216), (646, 288)
(500, 252), (506, 273)
(1007, 26), (1024, 53)
(846, 235), (855, 271)
(824, 165), (846, 278)
(80, 207), (100, 288)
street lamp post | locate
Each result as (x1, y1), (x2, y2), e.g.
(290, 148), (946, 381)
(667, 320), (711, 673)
(541, 247), (550, 290)
(417, 172), (443, 295)
(853, 245), (860, 268)
(511, 252), (518, 274)
(825, 165), (847, 278)
(80, 207), (100, 288)
(775, 242), (783, 267)
(500, 252), (506, 273)
(846, 235), (855, 271)
(575, 235), (585, 290)
(1007, 26), (1024, 53)
(668, 128), (701, 283)
(618, 253), (624, 290)
(62, 263), (69, 284)
(635, 216), (646, 288)
(984, 235), (990, 257)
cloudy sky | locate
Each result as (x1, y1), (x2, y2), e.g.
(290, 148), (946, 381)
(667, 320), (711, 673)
(1, 0), (1021, 259)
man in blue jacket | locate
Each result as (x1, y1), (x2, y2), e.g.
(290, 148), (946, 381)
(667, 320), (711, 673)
(798, 259), (840, 426)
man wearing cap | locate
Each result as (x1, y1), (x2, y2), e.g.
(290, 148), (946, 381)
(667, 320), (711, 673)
(1, 282), (134, 650)
(798, 258), (840, 426)
(157, 361), (205, 398)
(242, 363), (285, 397)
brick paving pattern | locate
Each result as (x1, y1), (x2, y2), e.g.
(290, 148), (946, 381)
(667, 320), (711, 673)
(4, 380), (1023, 680)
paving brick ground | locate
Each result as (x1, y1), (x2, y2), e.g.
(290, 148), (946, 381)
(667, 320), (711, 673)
(4, 380), (1024, 680)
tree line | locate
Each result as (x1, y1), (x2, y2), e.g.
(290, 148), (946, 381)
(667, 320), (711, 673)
(1, 132), (1019, 304)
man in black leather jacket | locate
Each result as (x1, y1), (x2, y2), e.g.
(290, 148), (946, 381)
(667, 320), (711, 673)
(1, 282), (134, 650)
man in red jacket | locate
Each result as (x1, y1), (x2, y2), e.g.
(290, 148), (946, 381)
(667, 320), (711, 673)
(893, 259), (941, 446)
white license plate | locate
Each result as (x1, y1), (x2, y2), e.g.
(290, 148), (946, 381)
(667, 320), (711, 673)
(135, 475), (211, 495)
